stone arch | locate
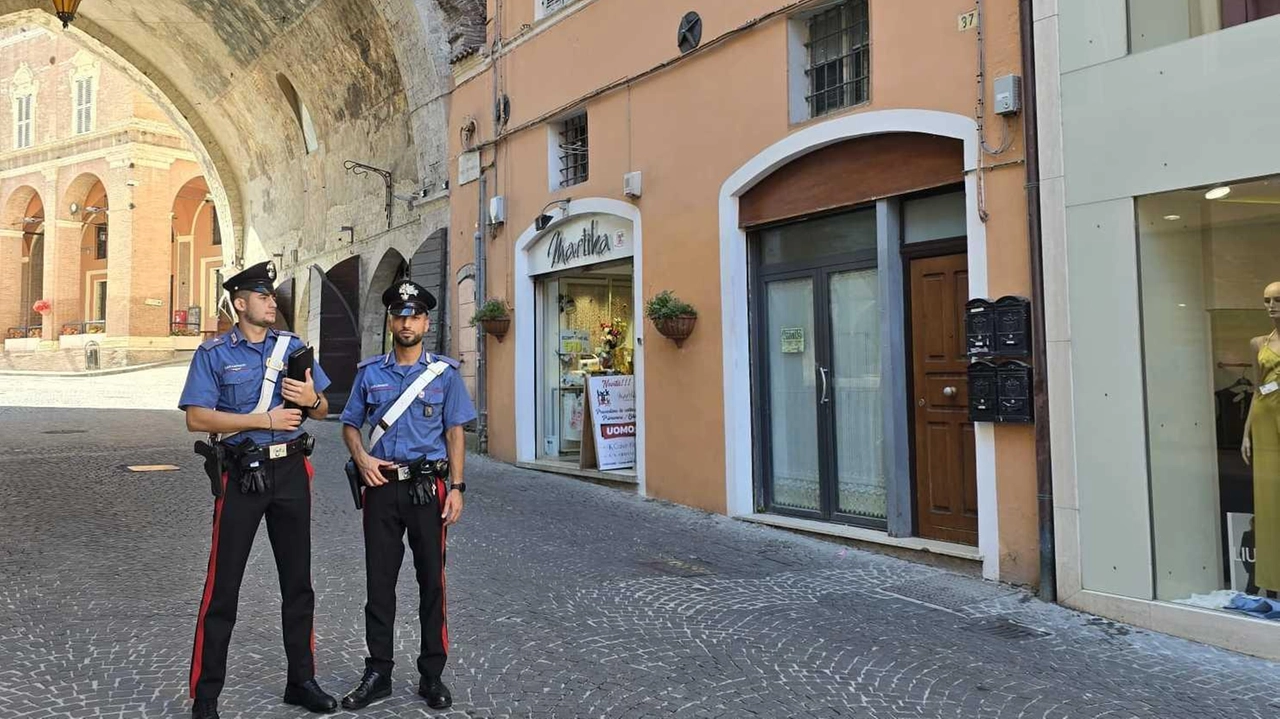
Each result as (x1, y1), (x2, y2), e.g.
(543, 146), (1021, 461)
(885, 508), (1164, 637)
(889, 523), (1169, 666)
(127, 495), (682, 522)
(362, 247), (409, 355)
(1, 185), (44, 335)
(171, 177), (221, 335)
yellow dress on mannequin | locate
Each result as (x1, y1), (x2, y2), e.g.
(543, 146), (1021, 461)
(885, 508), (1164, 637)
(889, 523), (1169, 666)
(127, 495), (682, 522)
(1252, 339), (1280, 591)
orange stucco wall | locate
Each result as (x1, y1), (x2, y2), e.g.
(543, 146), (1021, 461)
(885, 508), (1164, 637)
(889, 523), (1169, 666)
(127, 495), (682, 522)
(449, 0), (1040, 584)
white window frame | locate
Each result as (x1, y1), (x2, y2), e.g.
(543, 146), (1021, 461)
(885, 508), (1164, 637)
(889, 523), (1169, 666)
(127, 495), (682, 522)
(13, 93), (33, 149)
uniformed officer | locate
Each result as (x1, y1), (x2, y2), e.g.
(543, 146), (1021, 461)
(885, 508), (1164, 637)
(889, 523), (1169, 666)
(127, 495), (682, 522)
(338, 279), (476, 711)
(179, 261), (339, 719)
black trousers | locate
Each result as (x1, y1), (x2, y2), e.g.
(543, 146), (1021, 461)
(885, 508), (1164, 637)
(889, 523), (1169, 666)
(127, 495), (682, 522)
(190, 453), (316, 700)
(362, 476), (449, 678)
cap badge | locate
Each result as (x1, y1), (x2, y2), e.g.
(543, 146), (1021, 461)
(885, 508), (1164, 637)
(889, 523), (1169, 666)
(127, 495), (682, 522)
(266, 262), (277, 281)
(398, 283), (419, 301)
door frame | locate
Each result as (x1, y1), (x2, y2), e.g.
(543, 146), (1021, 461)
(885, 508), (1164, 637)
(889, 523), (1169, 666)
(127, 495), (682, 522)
(748, 209), (884, 528)
(902, 244), (976, 544)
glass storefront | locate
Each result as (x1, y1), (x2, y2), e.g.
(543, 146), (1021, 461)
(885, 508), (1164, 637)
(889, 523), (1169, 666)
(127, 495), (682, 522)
(1138, 175), (1280, 606)
(1129, 0), (1280, 54)
(537, 266), (633, 462)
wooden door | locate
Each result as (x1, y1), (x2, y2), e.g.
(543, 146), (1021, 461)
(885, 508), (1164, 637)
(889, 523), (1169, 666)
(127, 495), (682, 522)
(909, 253), (978, 545)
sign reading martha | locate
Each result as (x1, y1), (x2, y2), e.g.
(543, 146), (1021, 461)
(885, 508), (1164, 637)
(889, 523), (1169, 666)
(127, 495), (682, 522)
(587, 374), (636, 471)
(528, 213), (634, 276)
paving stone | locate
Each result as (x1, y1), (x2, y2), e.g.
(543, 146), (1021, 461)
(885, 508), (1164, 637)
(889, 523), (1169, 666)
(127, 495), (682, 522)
(0, 407), (1278, 718)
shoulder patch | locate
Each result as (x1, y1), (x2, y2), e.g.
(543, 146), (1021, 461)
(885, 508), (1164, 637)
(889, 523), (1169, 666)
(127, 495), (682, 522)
(357, 356), (383, 369)
(199, 335), (226, 350)
(434, 354), (461, 369)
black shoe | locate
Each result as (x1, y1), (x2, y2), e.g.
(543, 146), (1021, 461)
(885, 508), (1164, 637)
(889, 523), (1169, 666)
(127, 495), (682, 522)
(341, 669), (392, 710)
(191, 699), (219, 719)
(418, 675), (453, 709)
(283, 678), (338, 714)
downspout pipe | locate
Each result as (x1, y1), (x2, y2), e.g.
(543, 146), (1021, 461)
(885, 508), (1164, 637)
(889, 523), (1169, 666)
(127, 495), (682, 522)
(1020, 0), (1056, 602)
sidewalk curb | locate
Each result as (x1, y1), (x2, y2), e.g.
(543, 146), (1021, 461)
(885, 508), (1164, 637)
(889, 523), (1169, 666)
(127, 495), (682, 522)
(0, 357), (192, 378)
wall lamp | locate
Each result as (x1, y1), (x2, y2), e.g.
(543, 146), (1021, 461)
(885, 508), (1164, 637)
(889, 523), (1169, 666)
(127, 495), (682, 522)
(534, 198), (571, 231)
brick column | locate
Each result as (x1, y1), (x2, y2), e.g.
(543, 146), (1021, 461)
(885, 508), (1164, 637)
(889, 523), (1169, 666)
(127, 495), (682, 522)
(0, 230), (23, 334)
(105, 165), (172, 340)
(44, 219), (83, 341)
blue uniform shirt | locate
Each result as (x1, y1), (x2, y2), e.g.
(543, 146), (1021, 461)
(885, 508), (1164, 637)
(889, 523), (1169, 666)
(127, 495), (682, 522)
(340, 348), (476, 463)
(178, 326), (332, 447)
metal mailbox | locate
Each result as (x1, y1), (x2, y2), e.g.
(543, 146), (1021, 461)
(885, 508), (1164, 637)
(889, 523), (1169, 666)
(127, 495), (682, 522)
(997, 360), (1034, 423)
(993, 295), (1032, 358)
(964, 298), (995, 357)
(967, 361), (999, 423)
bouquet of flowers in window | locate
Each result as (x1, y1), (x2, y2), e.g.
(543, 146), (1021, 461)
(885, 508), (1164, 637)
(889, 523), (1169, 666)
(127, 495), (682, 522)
(600, 319), (626, 354)
(32, 298), (51, 315)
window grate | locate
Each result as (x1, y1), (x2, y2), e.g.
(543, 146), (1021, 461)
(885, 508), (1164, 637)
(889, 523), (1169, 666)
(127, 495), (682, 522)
(543, 0), (578, 14)
(805, 0), (870, 118)
(558, 113), (588, 188)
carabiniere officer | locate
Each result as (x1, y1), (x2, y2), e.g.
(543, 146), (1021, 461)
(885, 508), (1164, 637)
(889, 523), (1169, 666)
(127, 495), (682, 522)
(179, 261), (339, 719)
(338, 280), (477, 711)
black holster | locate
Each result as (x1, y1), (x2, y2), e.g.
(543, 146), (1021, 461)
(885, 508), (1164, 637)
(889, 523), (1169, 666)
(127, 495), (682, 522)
(193, 438), (225, 498)
(344, 458), (363, 510)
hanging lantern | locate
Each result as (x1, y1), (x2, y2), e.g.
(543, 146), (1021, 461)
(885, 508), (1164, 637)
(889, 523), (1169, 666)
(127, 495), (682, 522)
(51, 0), (83, 28)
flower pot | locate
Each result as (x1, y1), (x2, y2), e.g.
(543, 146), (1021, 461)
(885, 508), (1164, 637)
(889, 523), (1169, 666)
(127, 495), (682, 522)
(651, 315), (697, 348)
(478, 317), (510, 341)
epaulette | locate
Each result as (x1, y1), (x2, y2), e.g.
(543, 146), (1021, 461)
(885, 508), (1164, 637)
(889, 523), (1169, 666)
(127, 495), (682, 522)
(357, 355), (383, 369)
(198, 335), (226, 350)
(434, 354), (461, 369)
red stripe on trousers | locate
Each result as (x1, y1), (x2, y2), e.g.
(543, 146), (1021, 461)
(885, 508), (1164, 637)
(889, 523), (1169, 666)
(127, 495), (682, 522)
(305, 458), (317, 664)
(438, 478), (449, 652)
(189, 473), (228, 698)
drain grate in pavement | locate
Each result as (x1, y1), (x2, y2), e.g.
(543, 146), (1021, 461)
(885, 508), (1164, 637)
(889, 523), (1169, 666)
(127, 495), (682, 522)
(965, 617), (1052, 641)
(639, 557), (716, 577)
(41, 429), (87, 435)
(882, 573), (1019, 611)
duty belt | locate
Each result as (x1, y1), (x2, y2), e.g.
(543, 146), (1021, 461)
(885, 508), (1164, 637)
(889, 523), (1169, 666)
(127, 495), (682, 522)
(378, 457), (448, 482)
(226, 434), (313, 461)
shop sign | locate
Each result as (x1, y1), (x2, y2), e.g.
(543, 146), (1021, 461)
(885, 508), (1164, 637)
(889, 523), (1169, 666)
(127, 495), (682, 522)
(528, 213), (633, 276)
(781, 327), (805, 354)
(587, 374), (636, 471)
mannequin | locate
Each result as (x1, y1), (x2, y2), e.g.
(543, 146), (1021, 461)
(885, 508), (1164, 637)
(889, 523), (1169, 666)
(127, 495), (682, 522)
(1241, 281), (1280, 595)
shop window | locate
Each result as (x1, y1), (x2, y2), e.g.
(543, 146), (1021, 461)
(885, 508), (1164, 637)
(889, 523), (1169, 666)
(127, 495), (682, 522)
(277, 74), (319, 154)
(14, 94), (33, 149)
(95, 224), (107, 260)
(789, 0), (870, 122)
(1137, 174), (1280, 606)
(1129, 0), (1280, 53)
(74, 76), (94, 135)
(550, 112), (588, 189)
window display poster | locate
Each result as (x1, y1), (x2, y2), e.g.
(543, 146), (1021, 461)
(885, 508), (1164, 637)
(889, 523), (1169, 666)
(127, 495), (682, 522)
(560, 329), (590, 355)
(1227, 512), (1258, 594)
(587, 374), (636, 471)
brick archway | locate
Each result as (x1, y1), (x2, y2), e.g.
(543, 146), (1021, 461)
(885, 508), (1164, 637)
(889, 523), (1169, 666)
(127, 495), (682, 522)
(1, 185), (44, 337)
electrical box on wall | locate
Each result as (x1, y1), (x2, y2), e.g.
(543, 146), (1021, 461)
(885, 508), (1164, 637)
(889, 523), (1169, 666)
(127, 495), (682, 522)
(488, 195), (506, 226)
(623, 171), (643, 199)
(993, 74), (1022, 115)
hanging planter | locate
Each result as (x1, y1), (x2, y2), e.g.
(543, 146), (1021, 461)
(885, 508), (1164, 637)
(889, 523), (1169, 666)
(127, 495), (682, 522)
(645, 290), (697, 348)
(472, 298), (511, 342)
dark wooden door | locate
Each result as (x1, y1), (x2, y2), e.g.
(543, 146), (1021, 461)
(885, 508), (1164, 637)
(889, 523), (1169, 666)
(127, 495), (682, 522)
(909, 253), (978, 545)
(316, 258), (361, 413)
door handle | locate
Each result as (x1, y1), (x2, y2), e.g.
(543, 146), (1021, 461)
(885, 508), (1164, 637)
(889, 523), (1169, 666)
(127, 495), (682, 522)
(943, 386), (958, 398)
(818, 365), (830, 404)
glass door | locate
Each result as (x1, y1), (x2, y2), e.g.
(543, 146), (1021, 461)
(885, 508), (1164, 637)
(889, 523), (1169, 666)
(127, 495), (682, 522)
(753, 207), (884, 526)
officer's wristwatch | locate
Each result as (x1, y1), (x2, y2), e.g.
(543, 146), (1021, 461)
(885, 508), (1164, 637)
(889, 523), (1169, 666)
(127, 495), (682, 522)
(450, 482), (467, 494)
(310, 396), (322, 410)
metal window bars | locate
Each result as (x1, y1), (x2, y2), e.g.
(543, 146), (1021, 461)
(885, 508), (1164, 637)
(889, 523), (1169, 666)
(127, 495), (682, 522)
(804, 0), (870, 118)
(543, 0), (578, 14)
(558, 113), (589, 188)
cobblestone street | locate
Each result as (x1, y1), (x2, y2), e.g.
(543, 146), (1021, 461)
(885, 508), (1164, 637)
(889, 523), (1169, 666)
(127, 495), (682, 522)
(0, 407), (1278, 718)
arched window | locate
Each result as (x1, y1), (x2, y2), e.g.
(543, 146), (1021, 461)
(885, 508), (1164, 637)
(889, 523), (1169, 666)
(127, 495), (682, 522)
(277, 74), (319, 154)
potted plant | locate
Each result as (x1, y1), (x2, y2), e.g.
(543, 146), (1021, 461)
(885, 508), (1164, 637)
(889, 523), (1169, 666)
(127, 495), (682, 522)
(645, 290), (697, 347)
(472, 298), (511, 341)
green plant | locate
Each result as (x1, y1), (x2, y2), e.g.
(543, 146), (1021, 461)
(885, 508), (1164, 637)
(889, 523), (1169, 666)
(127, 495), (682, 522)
(471, 298), (509, 323)
(644, 291), (696, 321)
